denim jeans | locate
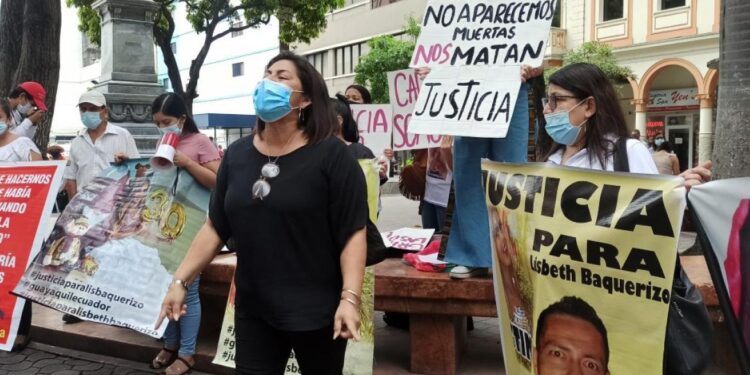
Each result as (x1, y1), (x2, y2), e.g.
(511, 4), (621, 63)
(164, 276), (201, 357)
(445, 84), (529, 267)
(421, 200), (447, 231)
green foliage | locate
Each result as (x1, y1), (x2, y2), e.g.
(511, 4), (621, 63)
(66, 0), (99, 44)
(545, 41), (635, 84)
(354, 17), (420, 104)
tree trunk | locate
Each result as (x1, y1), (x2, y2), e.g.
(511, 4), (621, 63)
(713, 0), (750, 179)
(0, 0), (61, 153)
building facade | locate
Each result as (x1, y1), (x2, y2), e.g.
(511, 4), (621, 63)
(293, 0), (720, 170)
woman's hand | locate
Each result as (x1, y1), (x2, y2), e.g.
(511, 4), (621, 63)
(333, 299), (361, 341)
(154, 284), (188, 330)
(173, 150), (194, 168)
(378, 159), (388, 178)
(681, 160), (712, 191)
(415, 67), (431, 81)
(521, 65), (543, 82)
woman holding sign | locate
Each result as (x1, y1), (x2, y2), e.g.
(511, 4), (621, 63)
(149, 93), (221, 375)
(157, 52), (367, 374)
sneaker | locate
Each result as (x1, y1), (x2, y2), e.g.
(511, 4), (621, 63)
(449, 266), (489, 279)
(62, 314), (83, 324)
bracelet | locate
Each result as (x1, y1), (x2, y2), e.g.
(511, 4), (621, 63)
(341, 297), (358, 307)
(342, 288), (360, 299)
(171, 279), (189, 290)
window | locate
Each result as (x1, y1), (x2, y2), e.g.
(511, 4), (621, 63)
(333, 42), (365, 76)
(231, 21), (244, 37)
(660, 0), (685, 10)
(551, 1), (562, 27)
(232, 62), (244, 77)
(170, 42), (177, 54)
(162, 78), (171, 90)
(602, 0), (624, 21)
(305, 52), (326, 76)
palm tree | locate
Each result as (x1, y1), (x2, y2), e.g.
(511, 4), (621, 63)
(713, 0), (750, 179)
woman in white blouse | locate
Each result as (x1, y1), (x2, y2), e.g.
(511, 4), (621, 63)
(0, 98), (41, 162)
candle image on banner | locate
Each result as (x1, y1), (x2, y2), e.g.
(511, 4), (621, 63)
(387, 68), (442, 150)
(0, 161), (66, 351)
(151, 133), (180, 170)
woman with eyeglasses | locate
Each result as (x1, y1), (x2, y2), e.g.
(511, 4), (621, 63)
(156, 51), (367, 374)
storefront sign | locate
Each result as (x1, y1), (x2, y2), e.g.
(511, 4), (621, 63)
(648, 88), (699, 112)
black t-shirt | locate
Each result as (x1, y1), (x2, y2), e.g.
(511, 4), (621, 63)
(209, 135), (367, 331)
(347, 142), (375, 159)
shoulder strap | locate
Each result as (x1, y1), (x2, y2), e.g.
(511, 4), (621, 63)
(613, 137), (630, 173)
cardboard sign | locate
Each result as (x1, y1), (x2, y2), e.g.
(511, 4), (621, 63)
(409, 65), (522, 138)
(351, 104), (393, 155)
(387, 69), (443, 150)
(382, 228), (436, 251)
(410, 0), (558, 68)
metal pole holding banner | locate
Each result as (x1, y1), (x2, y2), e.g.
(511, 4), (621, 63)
(688, 198), (750, 374)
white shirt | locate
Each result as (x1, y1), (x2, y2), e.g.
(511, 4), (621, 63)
(548, 138), (659, 175)
(64, 124), (140, 191)
(0, 137), (40, 162)
(9, 110), (37, 139)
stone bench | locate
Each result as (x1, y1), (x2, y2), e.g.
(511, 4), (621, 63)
(374, 256), (734, 375)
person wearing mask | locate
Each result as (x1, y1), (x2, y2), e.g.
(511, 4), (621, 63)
(330, 95), (388, 182)
(652, 140), (680, 175)
(344, 84), (372, 105)
(344, 85), (397, 175)
(7, 82), (47, 139)
(157, 52), (367, 374)
(148, 93), (220, 375)
(0, 97), (42, 351)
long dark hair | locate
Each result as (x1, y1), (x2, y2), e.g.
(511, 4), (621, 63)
(151, 93), (200, 135)
(345, 84), (372, 104)
(544, 63), (628, 168)
(255, 52), (336, 144)
(331, 94), (359, 143)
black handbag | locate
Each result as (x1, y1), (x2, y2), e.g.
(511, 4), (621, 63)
(613, 137), (714, 374)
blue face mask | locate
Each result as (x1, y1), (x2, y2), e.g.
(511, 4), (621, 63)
(159, 123), (182, 136)
(544, 99), (588, 146)
(81, 111), (102, 129)
(0, 121), (7, 135)
(17, 102), (32, 116)
(253, 79), (303, 123)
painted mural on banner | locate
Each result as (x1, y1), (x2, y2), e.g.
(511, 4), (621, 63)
(0, 162), (65, 351)
(690, 178), (750, 360)
(213, 159), (379, 374)
(13, 160), (210, 337)
(483, 161), (685, 375)
(387, 69), (443, 150)
(408, 0), (556, 138)
(351, 104), (393, 155)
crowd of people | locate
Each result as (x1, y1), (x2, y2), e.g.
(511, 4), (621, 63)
(2, 51), (714, 374)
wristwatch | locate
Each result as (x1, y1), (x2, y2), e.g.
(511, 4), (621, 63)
(171, 279), (190, 290)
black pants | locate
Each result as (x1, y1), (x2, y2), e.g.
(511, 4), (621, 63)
(235, 315), (347, 375)
(18, 302), (31, 335)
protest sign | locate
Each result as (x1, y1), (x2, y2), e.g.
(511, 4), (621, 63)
(14, 160), (210, 337)
(213, 159), (379, 374)
(388, 69), (443, 150)
(410, 0), (558, 68)
(351, 104), (393, 155)
(382, 228), (435, 251)
(0, 162), (65, 351)
(690, 178), (750, 367)
(483, 161), (684, 375)
(409, 65), (522, 138)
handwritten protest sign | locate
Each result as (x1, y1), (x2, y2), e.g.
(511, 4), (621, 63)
(0, 162), (65, 351)
(690, 178), (750, 363)
(410, 65), (522, 138)
(484, 161), (684, 375)
(382, 228), (435, 251)
(387, 69), (443, 150)
(14, 160), (210, 337)
(214, 159), (379, 374)
(351, 104), (393, 155)
(410, 0), (557, 68)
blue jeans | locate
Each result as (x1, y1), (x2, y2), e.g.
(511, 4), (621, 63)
(421, 200), (447, 231)
(164, 276), (201, 357)
(445, 84), (529, 267)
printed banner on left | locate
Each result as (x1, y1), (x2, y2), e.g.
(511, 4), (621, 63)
(13, 159), (211, 338)
(0, 161), (66, 351)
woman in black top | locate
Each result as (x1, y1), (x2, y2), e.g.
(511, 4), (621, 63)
(157, 52), (368, 374)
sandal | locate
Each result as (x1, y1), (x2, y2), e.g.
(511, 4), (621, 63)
(150, 347), (178, 369)
(163, 357), (193, 375)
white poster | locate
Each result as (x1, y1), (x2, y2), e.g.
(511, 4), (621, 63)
(387, 69), (444, 150)
(351, 104), (393, 155)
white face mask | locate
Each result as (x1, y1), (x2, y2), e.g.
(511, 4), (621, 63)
(17, 102), (32, 115)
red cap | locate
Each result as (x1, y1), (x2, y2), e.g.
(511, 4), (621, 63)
(18, 81), (48, 111)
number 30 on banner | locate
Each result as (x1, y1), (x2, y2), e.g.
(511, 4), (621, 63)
(142, 189), (186, 240)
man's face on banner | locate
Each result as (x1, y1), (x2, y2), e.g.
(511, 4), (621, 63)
(534, 314), (609, 375)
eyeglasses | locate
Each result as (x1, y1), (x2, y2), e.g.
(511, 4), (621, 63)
(252, 162), (280, 200)
(542, 95), (579, 111)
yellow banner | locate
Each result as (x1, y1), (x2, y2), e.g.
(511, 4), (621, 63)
(483, 161), (685, 375)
